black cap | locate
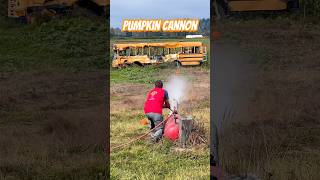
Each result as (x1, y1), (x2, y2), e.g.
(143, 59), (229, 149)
(155, 80), (163, 88)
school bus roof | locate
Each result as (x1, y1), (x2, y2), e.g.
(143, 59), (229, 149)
(113, 42), (203, 50)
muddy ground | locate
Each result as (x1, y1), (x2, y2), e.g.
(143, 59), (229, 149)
(111, 68), (210, 118)
(0, 69), (108, 179)
(213, 17), (320, 179)
(0, 14), (109, 178)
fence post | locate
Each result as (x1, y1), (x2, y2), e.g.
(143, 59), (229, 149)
(179, 116), (192, 148)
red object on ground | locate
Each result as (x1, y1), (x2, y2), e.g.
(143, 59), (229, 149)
(140, 118), (149, 125)
(163, 114), (181, 141)
(212, 31), (221, 40)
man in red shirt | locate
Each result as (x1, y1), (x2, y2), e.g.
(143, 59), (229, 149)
(144, 80), (170, 142)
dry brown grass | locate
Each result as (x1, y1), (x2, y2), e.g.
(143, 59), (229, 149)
(110, 67), (210, 178)
(217, 17), (320, 179)
(0, 69), (108, 179)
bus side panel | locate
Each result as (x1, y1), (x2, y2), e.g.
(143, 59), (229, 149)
(8, 0), (78, 18)
(178, 54), (204, 58)
(127, 56), (150, 64)
(179, 57), (204, 62)
(229, 0), (287, 11)
(178, 53), (204, 66)
(181, 61), (201, 66)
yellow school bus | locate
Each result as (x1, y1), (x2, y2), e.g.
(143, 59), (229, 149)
(8, 0), (108, 19)
(215, 0), (299, 16)
(111, 41), (207, 68)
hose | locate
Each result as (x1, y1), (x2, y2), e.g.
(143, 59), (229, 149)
(110, 114), (172, 152)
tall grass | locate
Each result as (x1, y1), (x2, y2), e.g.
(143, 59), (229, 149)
(300, 0), (320, 16)
(110, 67), (210, 179)
(217, 17), (320, 179)
(0, 16), (109, 179)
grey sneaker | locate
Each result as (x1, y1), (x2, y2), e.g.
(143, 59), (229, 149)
(146, 137), (157, 144)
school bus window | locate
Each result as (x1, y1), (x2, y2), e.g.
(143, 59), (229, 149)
(137, 48), (143, 55)
(125, 48), (130, 56)
(190, 47), (194, 54)
(164, 48), (169, 55)
(130, 48), (135, 56)
(113, 50), (117, 60)
(150, 47), (155, 56)
(111, 41), (206, 68)
(158, 47), (165, 56)
(195, 46), (200, 54)
(153, 47), (158, 56)
(183, 47), (192, 54)
(118, 50), (124, 56)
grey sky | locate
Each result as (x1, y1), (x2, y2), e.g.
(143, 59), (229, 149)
(110, 0), (210, 28)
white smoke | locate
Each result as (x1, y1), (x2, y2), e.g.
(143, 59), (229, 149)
(164, 75), (188, 110)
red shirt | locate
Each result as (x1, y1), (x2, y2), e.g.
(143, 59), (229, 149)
(144, 87), (167, 114)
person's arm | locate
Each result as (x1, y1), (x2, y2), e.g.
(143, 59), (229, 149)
(163, 90), (170, 109)
(163, 99), (170, 109)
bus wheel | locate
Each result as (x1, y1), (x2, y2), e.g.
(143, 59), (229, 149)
(132, 62), (143, 67)
(118, 64), (127, 69)
(123, 63), (130, 68)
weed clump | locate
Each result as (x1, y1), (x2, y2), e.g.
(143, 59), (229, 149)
(188, 121), (208, 146)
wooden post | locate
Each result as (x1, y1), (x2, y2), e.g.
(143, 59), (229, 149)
(179, 116), (192, 148)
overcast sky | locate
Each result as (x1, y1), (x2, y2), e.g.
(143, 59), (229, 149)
(110, 0), (210, 28)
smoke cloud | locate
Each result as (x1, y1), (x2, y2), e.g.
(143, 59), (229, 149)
(164, 75), (188, 106)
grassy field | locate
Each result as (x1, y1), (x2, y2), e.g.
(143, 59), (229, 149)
(110, 65), (210, 179)
(0, 17), (109, 179)
(216, 16), (320, 179)
(0, 17), (107, 71)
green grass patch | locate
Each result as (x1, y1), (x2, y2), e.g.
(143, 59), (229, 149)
(0, 17), (107, 72)
(110, 112), (209, 179)
(111, 66), (163, 84)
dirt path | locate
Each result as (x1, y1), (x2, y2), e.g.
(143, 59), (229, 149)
(110, 68), (210, 116)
